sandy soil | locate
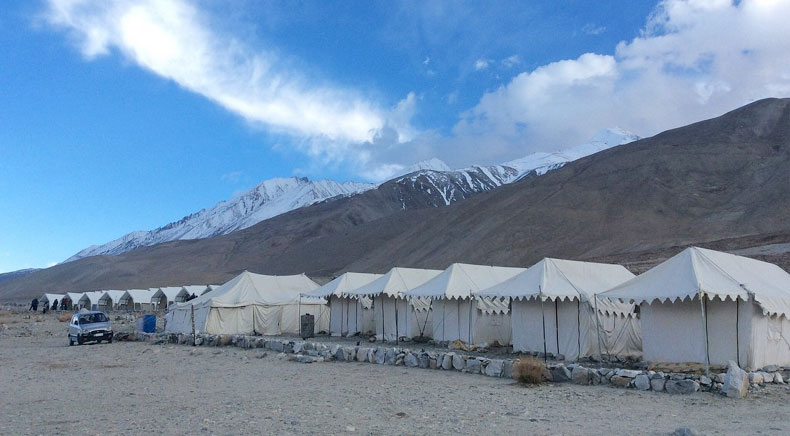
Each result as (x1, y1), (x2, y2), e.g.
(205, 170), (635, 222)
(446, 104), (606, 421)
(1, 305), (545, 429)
(2, 311), (789, 436)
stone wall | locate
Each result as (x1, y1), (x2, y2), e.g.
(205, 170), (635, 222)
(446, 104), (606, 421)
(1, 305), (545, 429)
(135, 332), (788, 396)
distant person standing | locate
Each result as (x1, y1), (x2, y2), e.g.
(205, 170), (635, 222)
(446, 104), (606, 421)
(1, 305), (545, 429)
(52, 299), (59, 311)
(61, 297), (71, 311)
(30, 298), (38, 312)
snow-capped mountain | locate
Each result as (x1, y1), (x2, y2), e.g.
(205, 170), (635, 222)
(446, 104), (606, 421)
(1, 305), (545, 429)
(504, 127), (640, 180)
(386, 127), (638, 207)
(386, 164), (519, 208)
(65, 128), (638, 262)
(65, 178), (374, 262)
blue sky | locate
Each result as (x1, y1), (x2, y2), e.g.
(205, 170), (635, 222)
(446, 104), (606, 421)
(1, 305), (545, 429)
(2, 0), (790, 273)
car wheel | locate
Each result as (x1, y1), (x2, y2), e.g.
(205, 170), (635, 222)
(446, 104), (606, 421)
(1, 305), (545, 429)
(77, 336), (84, 345)
(96, 339), (102, 344)
(107, 338), (113, 344)
(69, 337), (74, 346)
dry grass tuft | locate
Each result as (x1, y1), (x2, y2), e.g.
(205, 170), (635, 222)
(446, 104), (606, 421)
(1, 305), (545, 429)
(57, 313), (72, 322)
(512, 356), (547, 384)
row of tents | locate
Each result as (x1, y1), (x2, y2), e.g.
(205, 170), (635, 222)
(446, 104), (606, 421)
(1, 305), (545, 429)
(45, 246), (790, 370)
(39, 285), (220, 313)
(164, 247), (790, 370)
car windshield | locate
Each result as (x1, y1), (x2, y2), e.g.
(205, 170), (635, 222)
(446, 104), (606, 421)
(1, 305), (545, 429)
(78, 313), (108, 324)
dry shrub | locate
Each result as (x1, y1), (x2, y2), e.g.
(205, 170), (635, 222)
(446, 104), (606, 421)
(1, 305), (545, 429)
(57, 313), (72, 322)
(512, 356), (547, 384)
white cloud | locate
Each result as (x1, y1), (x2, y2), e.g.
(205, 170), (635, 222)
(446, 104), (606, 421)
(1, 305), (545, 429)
(220, 171), (243, 183)
(501, 54), (521, 68)
(582, 23), (606, 35)
(46, 261), (58, 268)
(474, 59), (490, 70)
(44, 0), (415, 168)
(456, 0), (790, 151)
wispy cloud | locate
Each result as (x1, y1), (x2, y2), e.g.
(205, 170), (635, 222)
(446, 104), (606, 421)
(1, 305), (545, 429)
(501, 55), (520, 68)
(220, 171), (243, 183)
(474, 59), (490, 71)
(581, 23), (606, 35)
(43, 0), (416, 173)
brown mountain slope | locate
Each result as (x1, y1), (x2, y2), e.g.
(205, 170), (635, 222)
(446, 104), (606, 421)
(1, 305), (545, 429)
(2, 98), (790, 301)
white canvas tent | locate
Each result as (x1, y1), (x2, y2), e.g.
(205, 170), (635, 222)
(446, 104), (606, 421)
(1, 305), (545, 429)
(152, 287), (190, 309)
(63, 292), (84, 310)
(98, 290), (125, 312)
(302, 272), (382, 337)
(602, 247), (790, 370)
(40, 293), (66, 310)
(477, 258), (640, 361)
(344, 267), (442, 341)
(119, 289), (156, 311)
(405, 263), (526, 346)
(78, 291), (104, 311)
(164, 271), (328, 336)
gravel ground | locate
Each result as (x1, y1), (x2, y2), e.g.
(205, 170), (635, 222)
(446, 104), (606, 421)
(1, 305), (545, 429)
(2, 311), (789, 436)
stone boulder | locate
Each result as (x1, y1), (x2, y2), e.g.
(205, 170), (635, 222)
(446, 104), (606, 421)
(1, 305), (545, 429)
(633, 374), (651, 391)
(551, 364), (572, 382)
(650, 378), (666, 392)
(356, 347), (369, 362)
(442, 353), (453, 370)
(485, 359), (504, 377)
(774, 373), (785, 384)
(375, 348), (386, 364)
(405, 353), (419, 367)
(452, 354), (465, 371)
(723, 360), (749, 398)
(749, 372), (764, 384)
(465, 358), (482, 374)
(610, 376), (632, 388)
(571, 367), (591, 385)
(665, 380), (699, 395)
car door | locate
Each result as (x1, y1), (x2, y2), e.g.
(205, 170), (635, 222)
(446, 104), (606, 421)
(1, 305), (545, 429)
(69, 316), (79, 337)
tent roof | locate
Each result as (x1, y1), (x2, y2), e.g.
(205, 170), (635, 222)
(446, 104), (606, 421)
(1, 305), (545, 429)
(184, 271), (320, 308)
(342, 267), (443, 298)
(182, 285), (211, 296)
(121, 289), (156, 303)
(477, 258), (636, 316)
(40, 293), (65, 303)
(65, 292), (84, 302)
(404, 263), (526, 300)
(601, 247), (790, 318)
(152, 287), (187, 301)
(302, 272), (383, 298)
(79, 291), (104, 304)
(98, 290), (125, 303)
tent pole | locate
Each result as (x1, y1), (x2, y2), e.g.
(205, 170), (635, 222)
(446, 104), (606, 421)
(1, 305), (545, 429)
(442, 299), (446, 342)
(468, 297), (473, 346)
(190, 304), (195, 346)
(577, 298), (581, 361)
(328, 296), (333, 340)
(555, 299), (560, 358)
(699, 292), (710, 377)
(380, 295), (385, 342)
(297, 296), (301, 338)
(594, 294), (604, 363)
(394, 296), (400, 343)
(540, 294), (547, 364)
(736, 297), (740, 368)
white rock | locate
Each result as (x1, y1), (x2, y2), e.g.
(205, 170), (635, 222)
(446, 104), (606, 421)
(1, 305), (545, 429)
(404, 353), (419, 367)
(760, 371), (774, 383)
(485, 359), (504, 377)
(723, 360), (749, 399)
(774, 372), (785, 384)
(749, 372), (764, 384)
(615, 369), (641, 378)
(650, 378), (666, 392)
(452, 354), (465, 371)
